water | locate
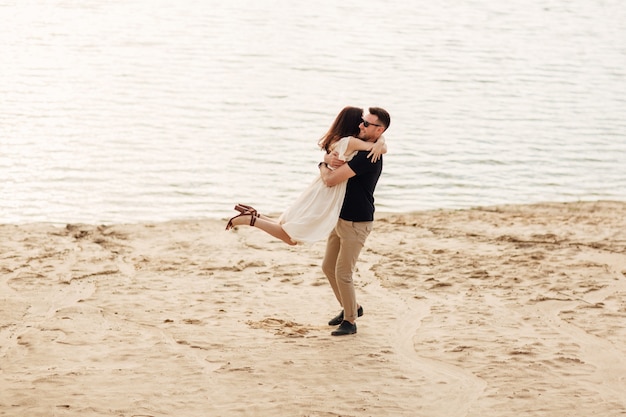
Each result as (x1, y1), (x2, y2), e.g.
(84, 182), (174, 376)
(1, 0), (625, 224)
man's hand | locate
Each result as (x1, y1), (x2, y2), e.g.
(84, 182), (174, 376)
(320, 159), (356, 187)
(324, 151), (346, 169)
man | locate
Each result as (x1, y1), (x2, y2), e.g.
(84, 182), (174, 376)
(318, 107), (391, 336)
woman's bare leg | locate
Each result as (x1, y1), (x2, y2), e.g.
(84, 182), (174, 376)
(228, 214), (297, 246)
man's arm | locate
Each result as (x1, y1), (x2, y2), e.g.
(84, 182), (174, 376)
(319, 162), (355, 187)
(324, 151), (345, 169)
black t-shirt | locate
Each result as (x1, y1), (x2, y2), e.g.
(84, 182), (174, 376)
(339, 151), (383, 221)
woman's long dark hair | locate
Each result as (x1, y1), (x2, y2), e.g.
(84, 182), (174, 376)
(318, 106), (363, 153)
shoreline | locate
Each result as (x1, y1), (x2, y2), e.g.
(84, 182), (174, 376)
(1, 201), (625, 416)
(5, 198), (626, 228)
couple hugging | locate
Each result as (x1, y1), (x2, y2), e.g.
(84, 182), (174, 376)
(226, 106), (391, 336)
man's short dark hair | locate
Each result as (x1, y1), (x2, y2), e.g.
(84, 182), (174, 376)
(369, 107), (390, 130)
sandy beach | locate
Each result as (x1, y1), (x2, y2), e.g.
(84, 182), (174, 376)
(1, 201), (625, 417)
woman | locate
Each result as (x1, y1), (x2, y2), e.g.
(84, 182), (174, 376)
(225, 106), (387, 245)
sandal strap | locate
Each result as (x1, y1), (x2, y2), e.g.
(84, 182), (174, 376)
(234, 204), (258, 218)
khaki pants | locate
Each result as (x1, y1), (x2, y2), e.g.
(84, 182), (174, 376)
(322, 219), (373, 322)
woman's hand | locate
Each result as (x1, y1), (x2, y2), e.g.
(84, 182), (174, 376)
(367, 137), (387, 163)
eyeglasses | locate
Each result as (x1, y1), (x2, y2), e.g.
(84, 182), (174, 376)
(361, 119), (382, 128)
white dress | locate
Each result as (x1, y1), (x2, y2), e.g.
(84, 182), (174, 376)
(278, 136), (357, 244)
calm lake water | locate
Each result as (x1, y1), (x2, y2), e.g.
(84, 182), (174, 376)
(1, 0), (625, 224)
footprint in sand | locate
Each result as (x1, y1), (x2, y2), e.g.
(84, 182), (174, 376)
(246, 318), (312, 338)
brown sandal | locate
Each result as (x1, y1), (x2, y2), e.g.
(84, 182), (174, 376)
(225, 212), (257, 231)
(234, 204), (258, 217)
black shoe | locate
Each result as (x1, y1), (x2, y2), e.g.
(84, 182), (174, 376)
(328, 306), (363, 326)
(331, 320), (357, 336)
